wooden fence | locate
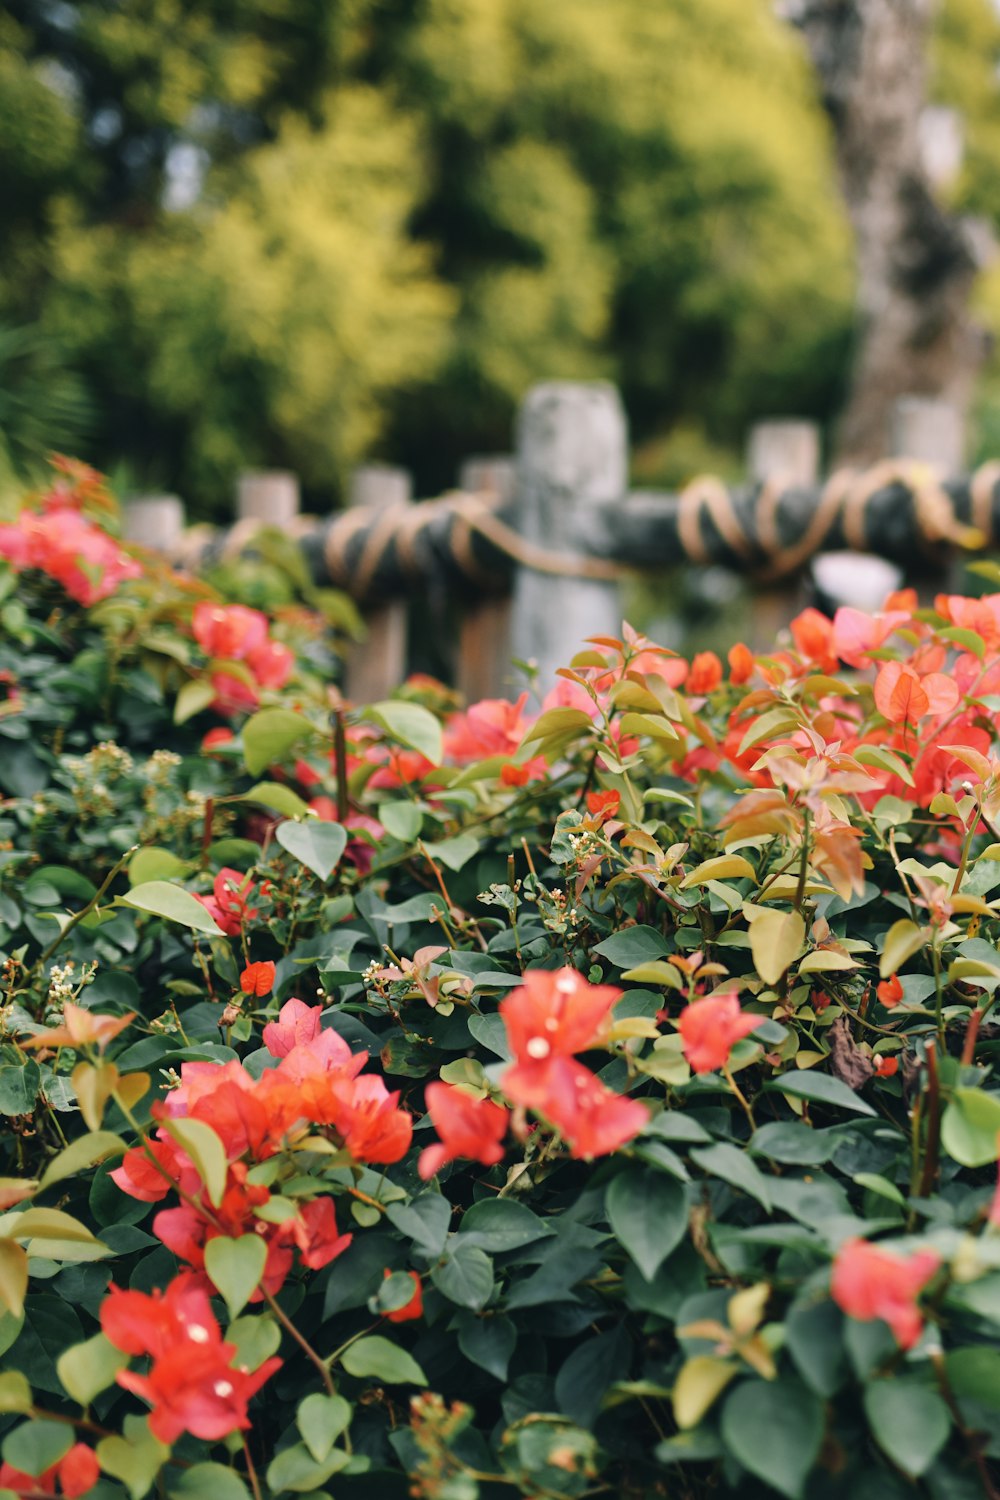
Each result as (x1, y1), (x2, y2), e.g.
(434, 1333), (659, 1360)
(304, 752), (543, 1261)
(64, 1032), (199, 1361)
(124, 381), (995, 701)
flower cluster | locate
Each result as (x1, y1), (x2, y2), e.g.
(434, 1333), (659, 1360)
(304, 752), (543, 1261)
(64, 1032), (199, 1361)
(419, 968), (647, 1175)
(0, 504), (142, 605)
(101, 1274), (281, 1442)
(192, 602), (294, 713)
(112, 999), (411, 1297)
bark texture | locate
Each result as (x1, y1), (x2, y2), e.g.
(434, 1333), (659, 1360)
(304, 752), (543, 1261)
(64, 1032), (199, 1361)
(792, 0), (981, 463)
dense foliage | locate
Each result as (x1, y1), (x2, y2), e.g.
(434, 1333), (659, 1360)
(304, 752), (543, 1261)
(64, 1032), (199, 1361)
(2, 0), (855, 503)
(6, 466), (1000, 1498)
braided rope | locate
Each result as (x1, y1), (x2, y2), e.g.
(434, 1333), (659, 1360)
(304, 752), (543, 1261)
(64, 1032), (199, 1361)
(171, 461), (1000, 596)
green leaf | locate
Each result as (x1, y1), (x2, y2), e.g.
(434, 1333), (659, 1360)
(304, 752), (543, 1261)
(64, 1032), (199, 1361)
(128, 848), (194, 886)
(275, 820), (348, 882)
(879, 919), (926, 979)
(432, 1243), (494, 1310)
(423, 834), (478, 871)
(240, 782), (312, 820)
(160, 1117), (228, 1207)
(863, 1380), (950, 1477)
(690, 1143), (771, 1211)
(457, 1312), (516, 1381)
(40, 1131), (126, 1189)
(243, 708), (317, 777)
(204, 1234), (267, 1319)
(120, 881), (223, 936)
(593, 926), (670, 969)
(764, 1070), (876, 1117)
(265, 1442), (350, 1493)
(854, 744), (915, 787)
(721, 1380), (824, 1498)
(56, 1333), (127, 1406)
(97, 1415), (170, 1500)
(169, 1463), (251, 1500)
(941, 1088), (1000, 1168)
(0, 1062), (41, 1116)
(946, 1347), (1000, 1408)
(606, 1169), (688, 1282)
(174, 679), (216, 725)
(0, 1371), (31, 1414)
(459, 1198), (552, 1252)
(367, 701), (443, 766)
(748, 909), (805, 986)
(2, 1420), (72, 1476)
(385, 1195), (452, 1257)
(340, 1335), (427, 1386)
(227, 1315), (281, 1373)
(296, 1393), (352, 1464)
(378, 801), (424, 843)
(785, 1300), (847, 1398)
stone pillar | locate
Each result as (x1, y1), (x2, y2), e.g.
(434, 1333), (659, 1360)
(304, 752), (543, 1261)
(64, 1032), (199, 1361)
(510, 383), (626, 691)
(890, 396), (965, 472)
(457, 457), (516, 702)
(343, 466), (413, 704)
(746, 420), (821, 488)
(122, 495), (185, 553)
(236, 471), (300, 527)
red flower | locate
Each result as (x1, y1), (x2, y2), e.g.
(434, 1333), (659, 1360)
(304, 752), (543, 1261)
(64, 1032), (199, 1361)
(262, 997), (322, 1056)
(209, 670), (259, 716)
(384, 1268), (424, 1323)
(877, 974), (904, 1009)
(195, 868), (258, 936)
(101, 1274), (222, 1358)
(874, 661), (959, 724)
(240, 960), (276, 997)
(873, 1055), (898, 1078)
(201, 726), (235, 752)
(686, 651), (723, 696)
(585, 790), (620, 821)
(312, 1073), (414, 1164)
(0, 1444), (99, 1499)
(791, 608), (838, 673)
(0, 507), (142, 606)
(500, 968), (621, 1065)
(247, 638), (294, 690)
(728, 642), (754, 685)
(192, 603), (268, 662)
(830, 1238), (940, 1349)
(418, 1082), (508, 1178)
(118, 1342), (281, 1444)
(280, 1197), (353, 1270)
(678, 993), (759, 1074)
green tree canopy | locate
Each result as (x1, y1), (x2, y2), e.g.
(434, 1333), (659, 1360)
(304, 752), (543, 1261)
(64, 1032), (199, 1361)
(2, 0), (855, 509)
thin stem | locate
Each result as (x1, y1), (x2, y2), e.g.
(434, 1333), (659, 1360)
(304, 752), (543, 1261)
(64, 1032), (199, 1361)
(38, 847), (137, 967)
(261, 1286), (335, 1397)
(723, 1062), (756, 1133)
(241, 1436), (263, 1500)
(918, 1041), (942, 1200)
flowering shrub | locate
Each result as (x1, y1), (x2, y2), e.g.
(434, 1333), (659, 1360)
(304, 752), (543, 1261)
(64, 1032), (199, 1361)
(6, 468), (1000, 1498)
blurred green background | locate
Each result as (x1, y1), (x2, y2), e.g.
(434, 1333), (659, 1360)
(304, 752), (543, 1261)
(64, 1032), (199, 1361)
(3, 0), (1000, 515)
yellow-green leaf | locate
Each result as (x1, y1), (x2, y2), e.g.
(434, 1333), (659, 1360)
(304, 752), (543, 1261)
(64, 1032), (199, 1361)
(748, 909), (805, 986)
(40, 1132), (126, 1190)
(673, 1356), (739, 1430)
(681, 855), (757, 888)
(0, 1240), (28, 1317)
(160, 1118), (228, 1207)
(879, 919), (926, 979)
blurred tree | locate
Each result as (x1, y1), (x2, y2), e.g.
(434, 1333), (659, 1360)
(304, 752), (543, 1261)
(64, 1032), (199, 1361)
(791, 0), (1000, 464)
(1, 0), (855, 508)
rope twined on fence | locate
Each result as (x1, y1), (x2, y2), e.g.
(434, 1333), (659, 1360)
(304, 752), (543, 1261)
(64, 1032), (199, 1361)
(172, 458), (1000, 603)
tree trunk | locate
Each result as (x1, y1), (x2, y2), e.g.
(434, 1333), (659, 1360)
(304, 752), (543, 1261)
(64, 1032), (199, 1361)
(791, 0), (981, 465)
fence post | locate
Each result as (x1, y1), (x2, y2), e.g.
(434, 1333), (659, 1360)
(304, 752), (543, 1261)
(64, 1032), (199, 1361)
(122, 495), (185, 553)
(746, 420), (821, 488)
(890, 396), (965, 472)
(342, 465), (413, 704)
(236, 471), (301, 527)
(510, 383), (626, 691)
(745, 420), (821, 648)
(457, 457), (516, 702)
